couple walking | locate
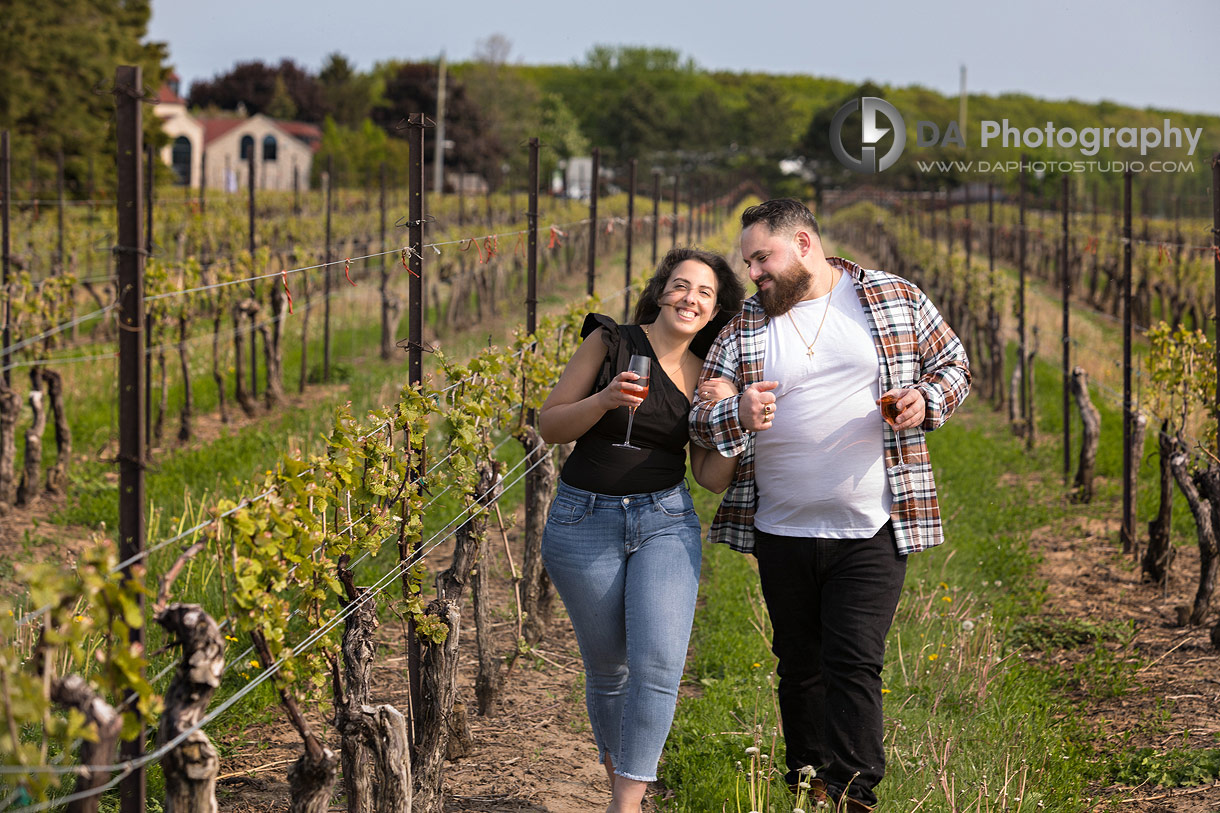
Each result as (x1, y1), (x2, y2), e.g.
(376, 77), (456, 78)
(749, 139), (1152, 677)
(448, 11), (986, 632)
(538, 198), (971, 811)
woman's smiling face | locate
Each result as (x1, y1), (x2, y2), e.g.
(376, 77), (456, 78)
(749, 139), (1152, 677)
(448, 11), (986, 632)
(656, 260), (720, 334)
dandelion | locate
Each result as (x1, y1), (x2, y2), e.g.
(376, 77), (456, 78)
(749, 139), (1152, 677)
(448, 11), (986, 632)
(751, 662), (762, 668)
(994, 580), (1003, 587)
(225, 635), (238, 642)
(745, 746), (760, 756)
(928, 653), (939, 661)
(249, 659), (260, 669)
(794, 809), (806, 813)
(941, 595), (953, 603)
(938, 581), (949, 589)
(798, 766), (816, 777)
(962, 619), (975, 632)
(73, 615), (84, 623)
(881, 688), (891, 694)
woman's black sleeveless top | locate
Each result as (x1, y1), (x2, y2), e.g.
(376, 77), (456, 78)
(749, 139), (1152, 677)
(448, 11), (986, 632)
(559, 314), (692, 496)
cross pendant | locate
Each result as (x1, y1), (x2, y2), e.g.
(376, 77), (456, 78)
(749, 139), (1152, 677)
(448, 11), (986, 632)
(806, 348), (815, 358)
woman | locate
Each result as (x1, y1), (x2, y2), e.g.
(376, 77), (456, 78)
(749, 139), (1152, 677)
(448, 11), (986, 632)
(538, 247), (745, 813)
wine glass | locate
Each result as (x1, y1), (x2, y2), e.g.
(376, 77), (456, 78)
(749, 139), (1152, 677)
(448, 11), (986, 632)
(879, 391), (911, 475)
(612, 354), (651, 451)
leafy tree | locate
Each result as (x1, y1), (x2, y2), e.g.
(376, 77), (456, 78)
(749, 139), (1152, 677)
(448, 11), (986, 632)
(312, 117), (409, 189)
(458, 36), (588, 187)
(370, 60), (504, 189)
(318, 52), (381, 128)
(0, 0), (166, 197)
(188, 59), (326, 123)
(265, 75), (298, 120)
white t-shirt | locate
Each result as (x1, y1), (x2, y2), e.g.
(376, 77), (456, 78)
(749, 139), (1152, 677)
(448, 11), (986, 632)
(753, 271), (892, 538)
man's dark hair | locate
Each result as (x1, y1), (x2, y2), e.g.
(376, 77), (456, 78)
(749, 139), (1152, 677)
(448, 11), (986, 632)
(740, 198), (820, 238)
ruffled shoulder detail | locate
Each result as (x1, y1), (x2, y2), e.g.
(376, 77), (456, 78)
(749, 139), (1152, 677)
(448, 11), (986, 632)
(580, 312), (620, 349)
(581, 313), (623, 395)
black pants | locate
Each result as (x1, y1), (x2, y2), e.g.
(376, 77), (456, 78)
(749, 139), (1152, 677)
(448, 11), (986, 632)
(754, 523), (907, 807)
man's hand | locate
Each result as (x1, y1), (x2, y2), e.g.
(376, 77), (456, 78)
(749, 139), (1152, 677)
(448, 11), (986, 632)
(740, 381), (779, 432)
(698, 377), (739, 403)
(877, 388), (925, 430)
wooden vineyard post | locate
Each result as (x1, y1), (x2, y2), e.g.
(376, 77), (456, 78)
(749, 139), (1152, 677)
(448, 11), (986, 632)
(1122, 169), (1135, 555)
(519, 138), (556, 645)
(651, 169), (660, 268)
(401, 111), (426, 755)
(988, 183), (1003, 409)
(115, 63), (147, 813)
(1018, 157), (1029, 444)
(324, 154), (333, 383)
(248, 147), (258, 399)
(1069, 367), (1099, 503)
(2, 130), (9, 388)
(1062, 175), (1071, 484)
(587, 147), (599, 297)
(624, 158), (636, 323)
(672, 174), (679, 249)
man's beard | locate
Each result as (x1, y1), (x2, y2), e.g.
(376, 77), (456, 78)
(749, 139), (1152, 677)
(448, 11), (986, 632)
(758, 259), (812, 318)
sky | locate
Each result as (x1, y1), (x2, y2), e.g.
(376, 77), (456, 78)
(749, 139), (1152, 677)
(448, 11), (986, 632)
(148, 0), (1220, 116)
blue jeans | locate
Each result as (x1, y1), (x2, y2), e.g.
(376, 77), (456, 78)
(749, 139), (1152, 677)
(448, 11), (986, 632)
(541, 480), (703, 782)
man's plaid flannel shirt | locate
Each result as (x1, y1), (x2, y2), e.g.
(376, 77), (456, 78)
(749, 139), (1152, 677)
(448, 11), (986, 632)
(689, 257), (971, 556)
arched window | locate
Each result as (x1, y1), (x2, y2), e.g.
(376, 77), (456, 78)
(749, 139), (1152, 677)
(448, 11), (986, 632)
(263, 135), (278, 162)
(171, 136), (191, 186)
(240, 134), (254, 161)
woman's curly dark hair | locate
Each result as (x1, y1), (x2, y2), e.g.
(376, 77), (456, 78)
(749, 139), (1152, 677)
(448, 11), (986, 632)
(631, 247), (745, 359)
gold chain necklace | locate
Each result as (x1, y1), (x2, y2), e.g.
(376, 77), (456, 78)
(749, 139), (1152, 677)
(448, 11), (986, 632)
(786, 275), (835, 358)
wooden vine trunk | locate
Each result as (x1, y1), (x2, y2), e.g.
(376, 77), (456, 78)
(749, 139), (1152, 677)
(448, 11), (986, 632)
(263, 278), (286, 408)
(156, 604), (224, 813)
(1125, 412), (1148, 556)
(1070, 367), (1100, 504)
(210, 312), (228, 424)
(414, 465), (497, 809)
(1168, 453), (1216, 627)
(249, 631), (338, 813)
(472, 522), (501, 715)
(0, 385), (20, 508)
(232, 303), (254, 417)
(298, 271), (311, 394)
(516, 425), (556, 645)
(412, 598), (461, 813)
(379, 282), (402, 361)
(50, 675), (122, 813)
(988, 304), (1004, 409)
(41, 369), (70, 495)
(178, 315), (194, 442)
(155, 344), (169, 445)
(1191, 466), (1220, 626)
(1144, 420), (1176, 586)
(367, 705), (411, 813)
(17, 367), (45, 507)
(335, 561), (376, 813)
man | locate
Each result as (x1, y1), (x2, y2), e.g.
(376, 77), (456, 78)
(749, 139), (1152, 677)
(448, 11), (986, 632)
(690, 198), (970, 811)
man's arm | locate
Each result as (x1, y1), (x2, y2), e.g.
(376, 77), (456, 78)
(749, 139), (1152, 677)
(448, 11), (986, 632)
(911, 289), (971, 431)
(689, 327), (751, 456)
